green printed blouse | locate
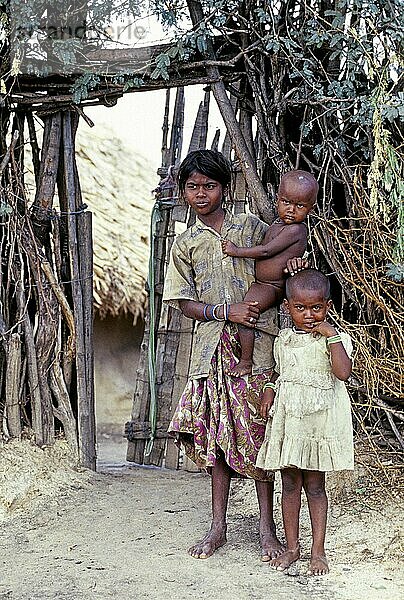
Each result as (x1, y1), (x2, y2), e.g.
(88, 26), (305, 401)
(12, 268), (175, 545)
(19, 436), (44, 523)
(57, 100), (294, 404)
(163, 210), (278, 378)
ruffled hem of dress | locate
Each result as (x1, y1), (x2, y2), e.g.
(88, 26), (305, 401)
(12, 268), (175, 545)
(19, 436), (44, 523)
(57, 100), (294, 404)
(256, 435), (354, 472)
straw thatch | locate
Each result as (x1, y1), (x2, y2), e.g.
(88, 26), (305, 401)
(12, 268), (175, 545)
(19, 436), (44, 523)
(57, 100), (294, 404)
(75, 127), (155, 321)
(23, 124), (155, 322)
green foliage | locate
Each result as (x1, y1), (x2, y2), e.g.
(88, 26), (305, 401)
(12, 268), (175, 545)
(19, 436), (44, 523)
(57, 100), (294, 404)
(70, 73), (101, 103)
(369, 83), (404, 264)
(0, 200), (12, 216)
(151, 52), (170, 80)
(386, 263), (404, 283)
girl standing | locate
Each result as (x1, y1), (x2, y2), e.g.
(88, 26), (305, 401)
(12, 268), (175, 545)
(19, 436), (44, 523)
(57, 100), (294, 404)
(256, 268), (354, 575)
(164, 150), (288, 561)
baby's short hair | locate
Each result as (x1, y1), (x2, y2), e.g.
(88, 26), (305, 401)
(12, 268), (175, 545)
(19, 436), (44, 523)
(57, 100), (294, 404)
(280, 170), (319, 203)
(177, 150), (232, 194)
(285, 268), (330, 300)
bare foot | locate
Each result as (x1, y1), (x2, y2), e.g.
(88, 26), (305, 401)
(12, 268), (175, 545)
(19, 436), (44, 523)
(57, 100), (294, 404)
(270, 546), (300, 571)
(188, 524), (227, 559)
(308, 555), (329, 576)
(228, 359), (252, 377)
(260, 528), (284, 562)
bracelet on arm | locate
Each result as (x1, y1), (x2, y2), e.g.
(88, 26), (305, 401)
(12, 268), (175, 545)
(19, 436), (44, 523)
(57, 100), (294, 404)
(223, 302), (229, 321)
(203, 304), (213, 321)
(212, 303), (226, 321)
(263, 382), (276, 392)
(326, 334), (342, 345)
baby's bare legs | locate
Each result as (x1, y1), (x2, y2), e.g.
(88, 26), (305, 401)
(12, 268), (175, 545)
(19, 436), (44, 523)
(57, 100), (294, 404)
(233, 324), (255, 376)
(255, 479), (284, 560)
(271, 468), (302, 570)
(303, 470), (329, 575)
(188, 452), (229, 559)
(230, 283), (282, 377)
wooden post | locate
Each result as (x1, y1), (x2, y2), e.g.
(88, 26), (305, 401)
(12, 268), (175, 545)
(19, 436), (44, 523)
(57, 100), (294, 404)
(29, 113), (62, 446)
(5, 333), (22, 438)
(187, 88), (210, 153)
(77, 210), (95, 462)
(15, 258), (44, 445)
(62, 111), (96, 470)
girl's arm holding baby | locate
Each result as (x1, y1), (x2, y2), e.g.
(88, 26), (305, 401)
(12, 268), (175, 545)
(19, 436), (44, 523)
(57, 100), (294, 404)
(178, 299), (259, 328)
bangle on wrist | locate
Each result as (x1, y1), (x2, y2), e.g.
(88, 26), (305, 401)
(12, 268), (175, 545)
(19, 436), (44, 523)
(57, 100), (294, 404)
(212, 303), (225, 321)
(327, 334), (342, 345)
(263, 382), (276, 392)
(203, 304), (212, 321)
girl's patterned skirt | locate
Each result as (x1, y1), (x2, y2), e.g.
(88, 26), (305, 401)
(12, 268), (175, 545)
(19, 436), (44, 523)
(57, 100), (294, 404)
(168, 325), (273, 482)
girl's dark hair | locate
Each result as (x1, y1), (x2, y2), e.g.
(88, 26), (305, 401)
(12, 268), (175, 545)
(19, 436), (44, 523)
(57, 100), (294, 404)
(177, 150), (232, 194)
(285, 268), (331, 300)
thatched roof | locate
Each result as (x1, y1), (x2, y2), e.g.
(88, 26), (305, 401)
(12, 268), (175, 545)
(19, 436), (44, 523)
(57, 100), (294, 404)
(75, 127), (155, 321)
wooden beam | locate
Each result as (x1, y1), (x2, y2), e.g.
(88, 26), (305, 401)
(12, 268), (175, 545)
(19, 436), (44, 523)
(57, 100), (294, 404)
(11, 37), (241, 108)
(10, 73), (241, 110)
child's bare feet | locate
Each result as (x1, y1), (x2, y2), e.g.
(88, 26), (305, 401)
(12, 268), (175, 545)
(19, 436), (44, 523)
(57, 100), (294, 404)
(260, 528), (284, 561)
(270, 546), (300, 571)
(228, 359), (252, 377)
(188, 523), (227, 559)
(308, 555), (329, 576)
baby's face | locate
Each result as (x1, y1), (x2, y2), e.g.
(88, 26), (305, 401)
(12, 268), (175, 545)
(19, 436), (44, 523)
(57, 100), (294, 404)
(284, 288), (331, 332)
(277, 180), (315, 225)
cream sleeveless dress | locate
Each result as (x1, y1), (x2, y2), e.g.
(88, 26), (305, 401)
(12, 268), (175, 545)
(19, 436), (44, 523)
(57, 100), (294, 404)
(256, 328), (354, 472)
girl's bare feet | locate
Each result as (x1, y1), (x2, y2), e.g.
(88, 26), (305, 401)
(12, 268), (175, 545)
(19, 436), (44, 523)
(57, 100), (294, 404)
(308, 555), (329, 576)
(270, 545), (300, 571)
(188, 523), (227, 559)
(260, 528), (284, 561)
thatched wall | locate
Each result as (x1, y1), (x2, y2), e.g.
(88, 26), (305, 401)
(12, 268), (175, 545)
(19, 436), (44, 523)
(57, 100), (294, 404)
(75, 126), (155, 321)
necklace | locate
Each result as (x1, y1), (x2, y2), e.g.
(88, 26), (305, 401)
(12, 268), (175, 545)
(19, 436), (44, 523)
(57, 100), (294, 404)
(292, 326), (310, 335)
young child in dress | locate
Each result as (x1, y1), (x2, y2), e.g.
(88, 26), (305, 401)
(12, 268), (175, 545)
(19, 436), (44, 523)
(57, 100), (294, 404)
(256, 269), (354, 576)
(221, 170), (318, 376)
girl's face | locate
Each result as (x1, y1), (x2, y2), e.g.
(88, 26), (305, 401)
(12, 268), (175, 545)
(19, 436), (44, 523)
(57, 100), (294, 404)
(284, 288), (332, 332)
(183, 171), (226, 217)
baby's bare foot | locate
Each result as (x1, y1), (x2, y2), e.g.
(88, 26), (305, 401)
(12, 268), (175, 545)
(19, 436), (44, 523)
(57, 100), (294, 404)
(228, 360), (252, 377)
(188, 524), (227, 559)
(308, 554), (329, 576)
(260, 529), (284, 561)
(270, 546), (300, 571)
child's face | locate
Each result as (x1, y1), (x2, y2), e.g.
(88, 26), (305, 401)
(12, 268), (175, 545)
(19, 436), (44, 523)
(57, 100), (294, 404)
(284, 288), (332, 332)
(277, 180), (315, 225)
(183, 171), (226, 217)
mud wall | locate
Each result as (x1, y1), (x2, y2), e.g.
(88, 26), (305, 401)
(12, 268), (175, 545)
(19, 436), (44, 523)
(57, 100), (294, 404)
(94, 315), (144, 427)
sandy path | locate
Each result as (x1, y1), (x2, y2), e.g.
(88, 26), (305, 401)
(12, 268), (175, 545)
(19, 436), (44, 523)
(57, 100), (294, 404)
(0, 433), (402, 600)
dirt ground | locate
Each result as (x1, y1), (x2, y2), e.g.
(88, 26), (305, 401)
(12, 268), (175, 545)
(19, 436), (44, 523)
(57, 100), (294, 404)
(0, 428), (403, 600)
